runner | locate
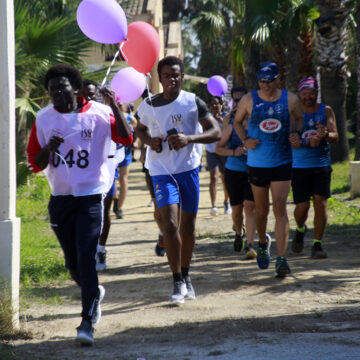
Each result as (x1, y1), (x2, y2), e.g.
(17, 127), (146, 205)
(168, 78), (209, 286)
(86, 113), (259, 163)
(26, 64), (132, 344)
(136, 56), (220, 304)
(215, 92), (257, 259)
(291, 77), (338, 258)
(206, 96), (231, 216)
(233, 62), (303, 277)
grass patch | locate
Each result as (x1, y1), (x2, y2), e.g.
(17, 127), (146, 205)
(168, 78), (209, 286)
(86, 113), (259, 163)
(0, 286), (15, 339)
(17, 175), (69, 289)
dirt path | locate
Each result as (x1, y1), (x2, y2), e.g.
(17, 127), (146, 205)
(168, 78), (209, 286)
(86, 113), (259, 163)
(9, 155), (360, 359)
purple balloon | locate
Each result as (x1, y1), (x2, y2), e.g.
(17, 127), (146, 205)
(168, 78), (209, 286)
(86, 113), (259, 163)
(207, 75), (228, 96)
(111, 67), (146, 103)
(77, 0), (127, 44)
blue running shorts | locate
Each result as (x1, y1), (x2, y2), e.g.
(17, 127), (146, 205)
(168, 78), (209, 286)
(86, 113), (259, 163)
(151, 168), (200, 214)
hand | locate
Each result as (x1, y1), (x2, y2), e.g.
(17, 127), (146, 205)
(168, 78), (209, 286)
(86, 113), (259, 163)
(150, 136), (163, 152)
(309, 134), (322, 147)
(316, 123), (327, 138)
(244, 137), (260, 150)
(99, 87), (116, 107)
(167, 133), (188, 151)
(234, 146), (246, 156)
(289, 132), (301, 148)
(46, 136), (64, 152)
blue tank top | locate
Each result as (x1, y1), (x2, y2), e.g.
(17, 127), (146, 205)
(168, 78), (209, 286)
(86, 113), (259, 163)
(292, 103), (330, 168)
(247, 90), (292, 167)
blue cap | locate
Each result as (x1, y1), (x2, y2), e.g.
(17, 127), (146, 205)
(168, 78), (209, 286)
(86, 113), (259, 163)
(257, 62), (279, 81)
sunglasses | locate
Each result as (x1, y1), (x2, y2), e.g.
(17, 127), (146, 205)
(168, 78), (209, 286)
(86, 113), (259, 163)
(259, 78), (275, 84)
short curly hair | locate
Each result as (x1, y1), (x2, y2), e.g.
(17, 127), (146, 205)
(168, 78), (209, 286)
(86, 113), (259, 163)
(44, 64), (83, 91)
(157, 56), (184, 77)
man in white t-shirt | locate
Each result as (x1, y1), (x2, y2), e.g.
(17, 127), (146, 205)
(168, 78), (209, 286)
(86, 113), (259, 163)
(136, 56), (221, 304)
(27, 64), (132, 345)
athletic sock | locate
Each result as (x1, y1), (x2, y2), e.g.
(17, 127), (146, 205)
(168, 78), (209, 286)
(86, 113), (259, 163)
(296, 225), (306, 233)
(97, 245), (105, 253)
(181, 267), (189, 278)
(159, 232), (163, 237)
(173, 273), (183, 282)
(313, 239), (321, 245)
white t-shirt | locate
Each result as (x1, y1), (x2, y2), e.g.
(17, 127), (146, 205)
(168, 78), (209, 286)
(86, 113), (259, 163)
(137, 90), (204, 176)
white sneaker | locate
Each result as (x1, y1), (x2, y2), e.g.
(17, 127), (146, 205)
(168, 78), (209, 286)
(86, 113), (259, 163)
(92, 285), (105, 325)
(169, 280), (187, 304)
(147, 199), (154, 207)
(210, 206), (218, 216)
(95, 251), (107, 271)
(184, 276), (196, 300)
(224, 201), (232, 215)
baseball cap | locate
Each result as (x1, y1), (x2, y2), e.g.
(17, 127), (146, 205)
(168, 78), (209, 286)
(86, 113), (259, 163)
(257, 62), (279, 81)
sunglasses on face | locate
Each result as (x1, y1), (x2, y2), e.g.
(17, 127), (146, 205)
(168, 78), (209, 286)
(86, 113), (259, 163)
(259, 78), (276, 84)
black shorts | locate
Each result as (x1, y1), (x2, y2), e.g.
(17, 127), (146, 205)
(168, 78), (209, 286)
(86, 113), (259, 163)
(292, 166), (332, 203)
(248, 163), (292, 187)
(225, 168), (254, 206)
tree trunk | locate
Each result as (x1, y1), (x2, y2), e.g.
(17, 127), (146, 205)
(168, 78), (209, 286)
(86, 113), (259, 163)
(355, 5), (360, 160)
(285, 30), (300, 93)
(244, 43), (260, 91)
(320, 69), (349, 162)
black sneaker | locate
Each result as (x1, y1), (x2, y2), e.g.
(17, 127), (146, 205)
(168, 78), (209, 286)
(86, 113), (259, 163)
(233, 233), (244, 252)
(96, 251), (107, 271)
(115, 208), (123, 219)
(112, 198), (119, 215)
(291, 226), (306, 254)
(275, 256), (291, 278)
(76, 319), (94, 345)
(311, 242), (328, 259)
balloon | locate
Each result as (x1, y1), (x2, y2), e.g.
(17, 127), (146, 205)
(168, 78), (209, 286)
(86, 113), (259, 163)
(77, 0), (127, 44)
(207, 75), (228, 96)
(120, 22), (160, 74)
(110, 67), (146, 103)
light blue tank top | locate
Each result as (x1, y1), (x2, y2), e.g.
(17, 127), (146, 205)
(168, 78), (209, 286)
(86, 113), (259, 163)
(292, 103), (331, 168)
(247, 90), (292, 167)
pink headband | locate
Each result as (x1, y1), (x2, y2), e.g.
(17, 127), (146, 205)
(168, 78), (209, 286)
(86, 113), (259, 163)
(298, 77), (318, 92)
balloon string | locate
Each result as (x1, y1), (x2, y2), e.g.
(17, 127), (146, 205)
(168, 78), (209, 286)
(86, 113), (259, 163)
(101, 48), (120, 88)
(119, 39), (128, 63)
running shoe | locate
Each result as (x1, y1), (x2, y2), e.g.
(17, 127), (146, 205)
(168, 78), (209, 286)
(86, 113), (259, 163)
(311, 242), (328, 259)
(224, 201), (232, 215)
(76, 319), (94, 345)
(155, 233), (165, 257)
(256, 233), (271, 269)
(169, 280), (187, 304)
(96, 251), (107, 271)
(244, 242), (257, 259)
(184, 276), (196, 300)
(147, 199), (154, 207)
(291, 225), (307, 254)
(210, 206), (218, 216)
(92, 285), (105, 325)
(233, 233), (244, 252)
(275, 256), (291, 277)
(115, 208), (123, 219)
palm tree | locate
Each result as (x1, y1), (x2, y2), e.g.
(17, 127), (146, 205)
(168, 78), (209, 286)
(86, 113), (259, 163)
(316, 0), (354, 162)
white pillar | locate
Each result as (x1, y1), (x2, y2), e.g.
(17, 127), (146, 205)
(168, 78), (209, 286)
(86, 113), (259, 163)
(349, 161), (360, 198)
(0, 0), (21, 329)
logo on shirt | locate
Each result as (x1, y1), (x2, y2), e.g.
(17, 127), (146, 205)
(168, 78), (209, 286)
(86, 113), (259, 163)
(259, 119), (282, 133)
(255, 103), (264, 108)
(81, 129), (93, 141)
(171, 113), (182, 124)
(275, 104), (283, 113)
(302, 129), (318, 139)
(308, 119), (315, 127)
(267, 107), (275, 116)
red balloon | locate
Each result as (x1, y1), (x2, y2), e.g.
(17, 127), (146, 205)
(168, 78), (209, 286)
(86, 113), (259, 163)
(120, 21), (160, 74)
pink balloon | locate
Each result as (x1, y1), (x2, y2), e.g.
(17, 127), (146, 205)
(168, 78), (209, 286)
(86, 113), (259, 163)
(77, 0), (127, 44)
(207, 75), (228, 96)
(120, 22), (160, 74)
(110, 67), (146, 103)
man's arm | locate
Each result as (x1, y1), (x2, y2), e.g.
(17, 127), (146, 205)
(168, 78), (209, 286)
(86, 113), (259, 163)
(135, 121), (163, 152)
(99, 88), (131, 138)
(167, 114), (221, 151)
(34, 136), (64, 169)
(233, 93), (259, 150)
(320, 106), (338, 143)
(288, 91), (303, 134)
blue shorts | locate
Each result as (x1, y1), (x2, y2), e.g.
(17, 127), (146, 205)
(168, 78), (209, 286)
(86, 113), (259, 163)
(118, 146), (132, 168)
(151, 168), (200, 214)
(106, 180), (115, 198)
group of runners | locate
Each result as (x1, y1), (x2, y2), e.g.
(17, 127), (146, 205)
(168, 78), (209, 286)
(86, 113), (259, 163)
(26, 56), (338, 345)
